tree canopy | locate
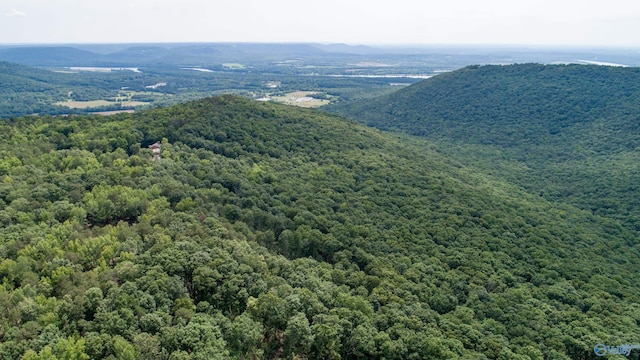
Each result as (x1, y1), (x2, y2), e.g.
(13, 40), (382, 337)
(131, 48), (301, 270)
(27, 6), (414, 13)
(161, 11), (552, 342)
(328, 63), (640, 232)
(1, 95), (639, 359)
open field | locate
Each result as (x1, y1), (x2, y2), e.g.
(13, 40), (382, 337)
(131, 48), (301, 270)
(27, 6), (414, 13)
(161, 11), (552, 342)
(117, 90), (167, 100)
(222, 63), (246, 69)
(55, 99), (149, 109)
(68, 67), (142, 73)
(55, 90), (161, 109)
(268, 91), (330, 108)
(93, 109), (136, 116)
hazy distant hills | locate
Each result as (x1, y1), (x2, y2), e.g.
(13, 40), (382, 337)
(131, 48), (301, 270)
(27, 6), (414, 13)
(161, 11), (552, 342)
(2, 95), (639, 358)
(327, 63), (640, 231)
(3, 43), (640, 68)
(0, 46), (104, 66)
(0, 43), (373, 67)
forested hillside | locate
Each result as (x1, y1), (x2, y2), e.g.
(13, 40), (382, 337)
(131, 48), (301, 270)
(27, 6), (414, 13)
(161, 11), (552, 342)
(0, 62), (71, 117)
(1, 96), (639, 359)
(0, 61), (146, 118)
(327, 64), (640, 232)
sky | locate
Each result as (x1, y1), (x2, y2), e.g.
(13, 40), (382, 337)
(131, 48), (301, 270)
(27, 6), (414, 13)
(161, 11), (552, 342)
(2, 0), (640, 47)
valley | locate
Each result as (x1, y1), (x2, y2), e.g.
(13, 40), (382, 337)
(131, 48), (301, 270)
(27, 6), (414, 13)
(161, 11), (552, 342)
(3, 43), (640, 119)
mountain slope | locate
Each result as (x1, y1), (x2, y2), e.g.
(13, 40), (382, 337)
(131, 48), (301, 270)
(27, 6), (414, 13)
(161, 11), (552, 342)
(1, 96), (639, 359)
(0, 61), (72, 117)
(0, 61), (154, 118)
(327, 63), (640, 231)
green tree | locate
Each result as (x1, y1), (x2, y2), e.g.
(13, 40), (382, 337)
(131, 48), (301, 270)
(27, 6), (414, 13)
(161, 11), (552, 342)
(54, 336), (89, 360)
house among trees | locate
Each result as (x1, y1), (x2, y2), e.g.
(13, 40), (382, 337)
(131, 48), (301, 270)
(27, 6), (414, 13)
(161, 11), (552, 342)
(149, 141), (161, 160)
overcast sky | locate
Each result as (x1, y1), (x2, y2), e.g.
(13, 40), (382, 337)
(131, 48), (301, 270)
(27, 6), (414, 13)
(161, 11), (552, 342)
(2, 0), (640, 46)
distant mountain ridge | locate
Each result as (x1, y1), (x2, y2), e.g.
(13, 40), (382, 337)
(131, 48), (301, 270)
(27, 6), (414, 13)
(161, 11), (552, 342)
(0, 46), (104, 66)
(4, 43), (640, 67)
(0, 43), (377, 67)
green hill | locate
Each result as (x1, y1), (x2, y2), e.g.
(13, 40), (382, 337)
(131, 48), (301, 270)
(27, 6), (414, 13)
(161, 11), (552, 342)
(1, 96), (639, 359)
(0, 61), (71, 117)
(327, 63), (640, 231)
(0, 61), (139, 118)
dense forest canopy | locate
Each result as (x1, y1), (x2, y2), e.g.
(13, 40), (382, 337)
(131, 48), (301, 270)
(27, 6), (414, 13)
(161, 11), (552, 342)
(327, 63), (640, 232)
(1, 95), (639, 359)
(0, 61), (149, 118)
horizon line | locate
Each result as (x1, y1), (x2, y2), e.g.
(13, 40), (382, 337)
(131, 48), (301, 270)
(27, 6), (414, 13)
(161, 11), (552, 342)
(0, 41), (639, 50)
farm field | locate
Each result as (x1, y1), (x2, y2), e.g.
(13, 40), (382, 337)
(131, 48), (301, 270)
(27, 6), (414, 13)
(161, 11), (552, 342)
(54, 90), (162, 110)
(222, 63), (246, 69)
(268, 91), (331, 107)
(55, 99), (149, 109)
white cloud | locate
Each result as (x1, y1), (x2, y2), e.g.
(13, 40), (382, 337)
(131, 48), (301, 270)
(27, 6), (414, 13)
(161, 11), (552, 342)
(6, 8), (27, 17)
